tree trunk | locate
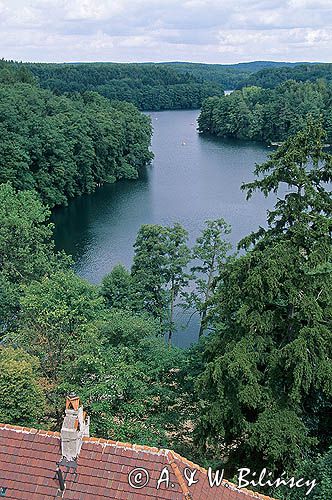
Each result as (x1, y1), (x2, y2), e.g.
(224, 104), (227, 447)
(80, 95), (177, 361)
(198, 308), (207, 338)
(168, 286), (175, 347)
(198, 258), (215, 337)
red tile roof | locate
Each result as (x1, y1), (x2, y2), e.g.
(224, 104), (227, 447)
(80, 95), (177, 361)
(0, 423), (275, 500)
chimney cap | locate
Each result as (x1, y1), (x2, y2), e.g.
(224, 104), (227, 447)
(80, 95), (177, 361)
(66, 394), (81, 411)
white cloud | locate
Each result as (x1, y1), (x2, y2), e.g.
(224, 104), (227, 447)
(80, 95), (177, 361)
(289, 0), (332, 9)
(62, 0), (124, 21)
(0, 0), (330, 63)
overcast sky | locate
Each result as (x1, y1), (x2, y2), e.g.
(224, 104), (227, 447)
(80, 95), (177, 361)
(0, 0), (331, 64)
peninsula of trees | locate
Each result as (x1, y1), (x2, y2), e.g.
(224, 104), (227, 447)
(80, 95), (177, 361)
(198, 80), (332, 142)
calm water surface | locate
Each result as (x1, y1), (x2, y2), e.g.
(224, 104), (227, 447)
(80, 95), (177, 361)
(53, 110), (274, 346)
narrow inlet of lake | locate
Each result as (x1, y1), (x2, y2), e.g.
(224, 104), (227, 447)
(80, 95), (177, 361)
(53, 109), (274, 347)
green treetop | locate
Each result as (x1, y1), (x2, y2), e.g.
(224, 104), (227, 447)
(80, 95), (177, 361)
(189, 219), (232, 337)
(131, 223), (190, 345)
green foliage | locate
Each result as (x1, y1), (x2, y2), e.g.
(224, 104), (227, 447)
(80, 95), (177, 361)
(162, 61), (305, 89)
(6, 265), (186, 447)
(163, 224), (191, 344)
(188, 219), (232, 337)
(57, 309), (185, 446)
(0, 59), (35, 85)
(26, 61), (223, 111)
(241, 117), (332, 241)
(0, 276), (18, 332)
(4, 59), (330, 111)
(244, 63), (332, 89)
(0, 183), (57, 283)
(101, 264), (134, 310)
(0, 82), (153, 207)
(0, 347), (45, 425)
(132, 223), (190, 343)
(275, 447), (332, 499)
(198, 80), (332, 142)
(132, 224), (170, 319)
(78, 342), (185, 446)
(0, 183), (65, 331)
(99, 309), (161, 346)
(14, 270), (104, 381)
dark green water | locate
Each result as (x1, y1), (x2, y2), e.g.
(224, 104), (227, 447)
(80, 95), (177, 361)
(53, 109), (273, 347)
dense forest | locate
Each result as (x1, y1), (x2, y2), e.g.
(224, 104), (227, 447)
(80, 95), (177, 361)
(26, 60), (312, 106)
(242, 63), (332, 89)
(177, 61), (328, 91)
(25, 61), (223, 110)
(162, 61), (305, 89)
(198, 80), (332, 142)
(0, 61), (153, 207)
(3, 58), (327, 113)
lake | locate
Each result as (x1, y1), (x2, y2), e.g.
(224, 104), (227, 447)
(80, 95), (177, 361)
(53, 109), (274, 347)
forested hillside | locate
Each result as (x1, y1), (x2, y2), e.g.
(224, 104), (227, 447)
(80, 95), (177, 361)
(4, 59), (326, 112)
(162, 61), (305, 88)
(26, 61), (223, 110)
(243, 63), (332, 89)
(0, 61), (153, 207)
(167, 61), (326, 91)
(198, 80), (332, 142)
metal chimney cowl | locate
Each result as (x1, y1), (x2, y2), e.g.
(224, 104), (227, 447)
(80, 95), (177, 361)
(61, 395), (90, 461)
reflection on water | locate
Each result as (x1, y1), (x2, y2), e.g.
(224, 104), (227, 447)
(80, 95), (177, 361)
(53, 110), (274, 347)
(53, 167), (152, 279)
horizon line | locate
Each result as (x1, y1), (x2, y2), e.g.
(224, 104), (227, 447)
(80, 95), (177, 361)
(4, 58), (329, 66)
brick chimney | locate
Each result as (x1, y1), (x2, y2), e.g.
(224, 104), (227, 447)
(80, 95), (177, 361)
(61, 394), (90, 461)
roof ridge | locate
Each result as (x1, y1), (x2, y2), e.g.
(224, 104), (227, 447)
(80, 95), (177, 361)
(165, 449), (193, 499)
(166, 450), (275, 500)
(0, 423), (275, 499)
(0, 422), (60, 437)
(82, 435), (164, 455)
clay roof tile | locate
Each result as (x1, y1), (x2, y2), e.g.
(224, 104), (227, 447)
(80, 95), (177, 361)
(0, 422), (276, 500)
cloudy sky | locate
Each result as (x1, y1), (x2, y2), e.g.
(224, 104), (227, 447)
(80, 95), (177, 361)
(0, 0), (331, 64)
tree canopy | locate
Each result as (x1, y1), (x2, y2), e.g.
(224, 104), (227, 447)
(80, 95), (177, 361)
(0, 80), (153, 207)
(25, 61), (223, 111)
(0, 347), (45, 426)
(198, 80), (332, 142)
(0, 183), (65, 332)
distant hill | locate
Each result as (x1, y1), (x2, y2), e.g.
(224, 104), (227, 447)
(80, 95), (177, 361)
(164, 60), (309, 70)
(159, 61), (319, 88)
(240, 63), (332, 88)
